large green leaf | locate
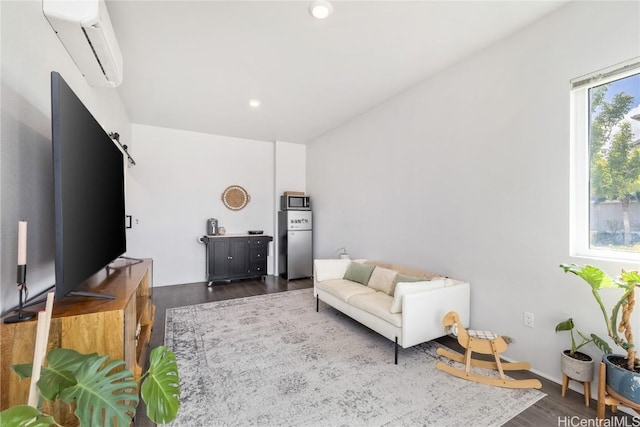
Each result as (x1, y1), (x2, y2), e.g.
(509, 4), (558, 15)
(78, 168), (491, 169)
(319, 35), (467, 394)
(141, 346), (180, 424)
(0, 405), (58, 427)
(11, 363), (35, 380)
(59, 355), (139, 427)
(592, 334), (613, 354)
(41, 349), (97, 401)
(555, 318), (574, 332)
(559, 264), (620, 290)
(621, 270), (640, 286)
(11, 349), (98, 401)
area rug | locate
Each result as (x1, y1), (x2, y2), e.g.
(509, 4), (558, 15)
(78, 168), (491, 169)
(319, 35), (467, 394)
(164, 288), (545, 426)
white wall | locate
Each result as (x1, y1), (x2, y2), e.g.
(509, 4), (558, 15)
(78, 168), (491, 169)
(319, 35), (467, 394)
(0, 0), (131, 314)
(307, 0), (640, 393)
(274, 141), (306, 204)
(274, 141), (306, 274)
(126, 125), (299, 286)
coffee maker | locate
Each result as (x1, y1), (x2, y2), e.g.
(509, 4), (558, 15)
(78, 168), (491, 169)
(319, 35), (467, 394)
(206, 218), (218, 235)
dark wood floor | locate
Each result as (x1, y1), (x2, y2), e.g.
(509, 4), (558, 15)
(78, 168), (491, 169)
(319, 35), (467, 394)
(134, 276), (633, 426)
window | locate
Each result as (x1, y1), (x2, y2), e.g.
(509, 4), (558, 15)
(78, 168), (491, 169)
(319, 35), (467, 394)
(571, 59), (640, 261)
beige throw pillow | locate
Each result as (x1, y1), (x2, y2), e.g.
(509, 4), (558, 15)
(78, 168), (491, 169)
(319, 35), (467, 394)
(367, 266), (398, 295)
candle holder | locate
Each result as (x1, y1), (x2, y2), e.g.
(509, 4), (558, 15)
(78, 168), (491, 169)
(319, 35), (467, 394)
(4, 265), (36, 324)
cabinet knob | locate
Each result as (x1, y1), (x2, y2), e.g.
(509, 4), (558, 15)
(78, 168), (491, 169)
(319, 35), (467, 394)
(257, 254), (261, 257)
(228, 256), (232, 260)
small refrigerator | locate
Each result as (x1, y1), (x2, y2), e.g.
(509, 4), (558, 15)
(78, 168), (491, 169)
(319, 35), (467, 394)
(278, 210), (313, 280)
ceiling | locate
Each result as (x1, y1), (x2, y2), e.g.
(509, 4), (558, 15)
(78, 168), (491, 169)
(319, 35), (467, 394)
(107, 1), (568, 144)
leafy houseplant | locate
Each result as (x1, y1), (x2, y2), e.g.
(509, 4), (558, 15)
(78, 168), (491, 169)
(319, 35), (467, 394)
(555, 318), (608, 358)
(560, 263), (640, 403)
(0, 345), (180, 426)
(555, 318), (603, 384)
(560, 264), (640, 369)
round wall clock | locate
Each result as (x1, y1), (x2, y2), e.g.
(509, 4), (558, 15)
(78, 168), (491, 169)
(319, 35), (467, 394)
(221, 185), (250, 211)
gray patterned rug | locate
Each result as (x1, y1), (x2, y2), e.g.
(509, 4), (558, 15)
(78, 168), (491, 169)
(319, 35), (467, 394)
(164, 288), (545, 426)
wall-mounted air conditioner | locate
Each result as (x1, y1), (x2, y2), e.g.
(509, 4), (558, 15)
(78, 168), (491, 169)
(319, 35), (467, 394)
(43, 0), (123, 88)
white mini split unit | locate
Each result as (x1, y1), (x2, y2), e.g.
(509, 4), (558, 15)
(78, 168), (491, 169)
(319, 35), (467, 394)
(43, 0), (123, 88)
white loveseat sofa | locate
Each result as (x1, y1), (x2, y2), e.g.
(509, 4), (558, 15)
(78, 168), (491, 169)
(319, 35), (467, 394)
(314, 259), (470, 363)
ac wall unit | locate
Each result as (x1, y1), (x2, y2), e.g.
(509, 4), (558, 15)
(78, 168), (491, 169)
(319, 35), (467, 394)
(43, 0), (123, 88)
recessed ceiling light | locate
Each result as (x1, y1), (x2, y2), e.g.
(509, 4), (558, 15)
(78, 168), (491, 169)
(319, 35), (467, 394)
(309, 0), (333, 19)
(249, 99), (261, 108)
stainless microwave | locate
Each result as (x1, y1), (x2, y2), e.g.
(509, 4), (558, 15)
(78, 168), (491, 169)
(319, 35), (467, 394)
(281, 195), (311, 210)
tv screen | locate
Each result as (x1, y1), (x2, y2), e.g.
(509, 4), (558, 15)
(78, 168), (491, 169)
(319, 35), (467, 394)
(51, 71), (126, 300)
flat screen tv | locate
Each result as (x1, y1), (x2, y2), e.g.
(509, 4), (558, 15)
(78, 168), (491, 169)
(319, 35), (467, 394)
(51, 71), (126, 300)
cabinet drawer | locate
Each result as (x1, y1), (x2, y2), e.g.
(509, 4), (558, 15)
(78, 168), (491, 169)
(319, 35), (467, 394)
(250, 237), (270, 247)
(250, 262), (266, 275)
(250, 248), (267, 262)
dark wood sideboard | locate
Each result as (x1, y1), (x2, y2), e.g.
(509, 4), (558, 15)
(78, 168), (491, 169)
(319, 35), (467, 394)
(204, 234), (273, 285)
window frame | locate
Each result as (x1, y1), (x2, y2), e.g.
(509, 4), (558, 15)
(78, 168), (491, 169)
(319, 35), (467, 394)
(570, 58), (640, 262)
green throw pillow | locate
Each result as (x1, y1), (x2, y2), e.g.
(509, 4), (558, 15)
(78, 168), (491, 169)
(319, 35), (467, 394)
(390, 273), (424, 296)
(394, 274), (423, 284)
(343, 262), (376, 285)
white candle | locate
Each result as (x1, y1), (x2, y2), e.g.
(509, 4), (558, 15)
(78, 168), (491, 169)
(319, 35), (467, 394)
(18, 221), (27, 266)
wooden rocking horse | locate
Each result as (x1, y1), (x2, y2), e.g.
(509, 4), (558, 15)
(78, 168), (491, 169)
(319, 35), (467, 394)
(435, 311), (542, 389)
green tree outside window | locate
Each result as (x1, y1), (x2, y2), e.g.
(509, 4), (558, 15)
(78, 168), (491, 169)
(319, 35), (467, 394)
(589, 74), (640, 251)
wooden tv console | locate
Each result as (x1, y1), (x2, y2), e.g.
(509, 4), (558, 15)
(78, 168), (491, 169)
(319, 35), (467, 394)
(0, 258), (155, 412)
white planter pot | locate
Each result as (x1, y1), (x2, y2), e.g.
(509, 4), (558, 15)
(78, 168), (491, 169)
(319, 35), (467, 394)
(561, 350), (594, 382)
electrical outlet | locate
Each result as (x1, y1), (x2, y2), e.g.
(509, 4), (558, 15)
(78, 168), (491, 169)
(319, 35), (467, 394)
(523, 312), (534, 328)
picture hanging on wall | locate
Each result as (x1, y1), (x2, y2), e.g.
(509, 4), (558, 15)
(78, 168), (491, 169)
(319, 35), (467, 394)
(221, 185), (250, 211)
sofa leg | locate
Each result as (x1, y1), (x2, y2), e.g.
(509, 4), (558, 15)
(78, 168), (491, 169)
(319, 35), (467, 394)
(316, 295), (319, 312)
(395, 337), (398, 365)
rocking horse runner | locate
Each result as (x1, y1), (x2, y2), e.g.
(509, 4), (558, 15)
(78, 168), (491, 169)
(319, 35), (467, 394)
(435, 311), (542, 389)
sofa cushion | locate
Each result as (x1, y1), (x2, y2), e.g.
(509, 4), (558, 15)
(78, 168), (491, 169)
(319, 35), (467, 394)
(390, 279), (448, 314)
(367, 266), (398, 295)
(363, 260), (441, 280)
(348, 292), (402, 328)
(316, 279), (376, 302)
(343, 262), (376, 285)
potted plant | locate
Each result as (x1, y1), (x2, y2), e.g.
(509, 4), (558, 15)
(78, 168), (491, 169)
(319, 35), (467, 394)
(560, 263), (640, 403)
(555, 318), (605, 384)
(0, 345), (180, 426)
